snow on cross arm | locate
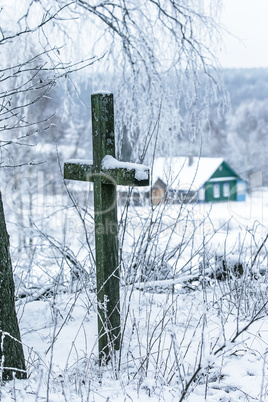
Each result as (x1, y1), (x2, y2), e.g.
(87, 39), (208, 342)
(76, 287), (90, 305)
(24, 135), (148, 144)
(91, 90), (112, 95)
(101, 155), (149, 181)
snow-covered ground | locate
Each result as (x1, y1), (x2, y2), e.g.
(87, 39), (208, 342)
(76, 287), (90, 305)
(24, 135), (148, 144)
(1, 188), (268, 401)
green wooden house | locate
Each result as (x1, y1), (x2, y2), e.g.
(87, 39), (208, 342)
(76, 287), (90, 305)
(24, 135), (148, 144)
(152, 157), (246, 204)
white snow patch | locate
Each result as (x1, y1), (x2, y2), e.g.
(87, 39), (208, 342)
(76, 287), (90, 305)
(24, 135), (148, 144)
(102, 155), (149, 181)
(91, 90), (112, 95)
(66, 159), (93, 165)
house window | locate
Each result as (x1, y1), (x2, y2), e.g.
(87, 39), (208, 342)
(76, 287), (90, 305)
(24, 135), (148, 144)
(223, 182), (230, 197)
(198, 187), (205, 201)
(213, 183), (220, 198)
(237, 180), (246, 194)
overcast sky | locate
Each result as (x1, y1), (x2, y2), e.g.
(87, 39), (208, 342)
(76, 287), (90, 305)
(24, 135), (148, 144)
(219, 0), (268, 69)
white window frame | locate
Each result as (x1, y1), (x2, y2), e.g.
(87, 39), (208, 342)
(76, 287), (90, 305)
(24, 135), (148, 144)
(198, 186), (205, 201)
(223, 182), (230, 197)
(213, 183), (220, 198)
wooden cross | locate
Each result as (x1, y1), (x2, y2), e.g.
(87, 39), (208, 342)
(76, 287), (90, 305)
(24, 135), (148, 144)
(64, 91), (150, 363)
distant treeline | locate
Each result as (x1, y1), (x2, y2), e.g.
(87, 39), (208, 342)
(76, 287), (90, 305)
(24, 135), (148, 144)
(177, 68), (268, 187)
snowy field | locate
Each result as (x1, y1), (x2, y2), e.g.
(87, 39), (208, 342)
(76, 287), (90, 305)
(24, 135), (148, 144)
(1, 187), (268, 401)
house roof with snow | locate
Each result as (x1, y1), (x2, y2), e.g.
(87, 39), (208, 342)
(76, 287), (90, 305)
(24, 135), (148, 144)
(152, 156), (229, 191)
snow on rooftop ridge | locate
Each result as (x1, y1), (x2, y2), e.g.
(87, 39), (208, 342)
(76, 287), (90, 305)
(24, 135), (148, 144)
(102, 155), (149, 181)
(153, 156), (224, 190)
(91, 90), (112, 95)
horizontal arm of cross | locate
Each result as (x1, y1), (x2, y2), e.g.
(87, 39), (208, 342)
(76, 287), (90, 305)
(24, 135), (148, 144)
(64, 157), (150, 187)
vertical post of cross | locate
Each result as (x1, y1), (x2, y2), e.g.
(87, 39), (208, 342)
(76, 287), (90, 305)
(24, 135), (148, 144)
(64, 91), (150, 364)
(91, 92), (120, 363)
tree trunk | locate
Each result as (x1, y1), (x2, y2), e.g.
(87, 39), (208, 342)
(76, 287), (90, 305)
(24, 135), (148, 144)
(0, 191), (27, 381)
